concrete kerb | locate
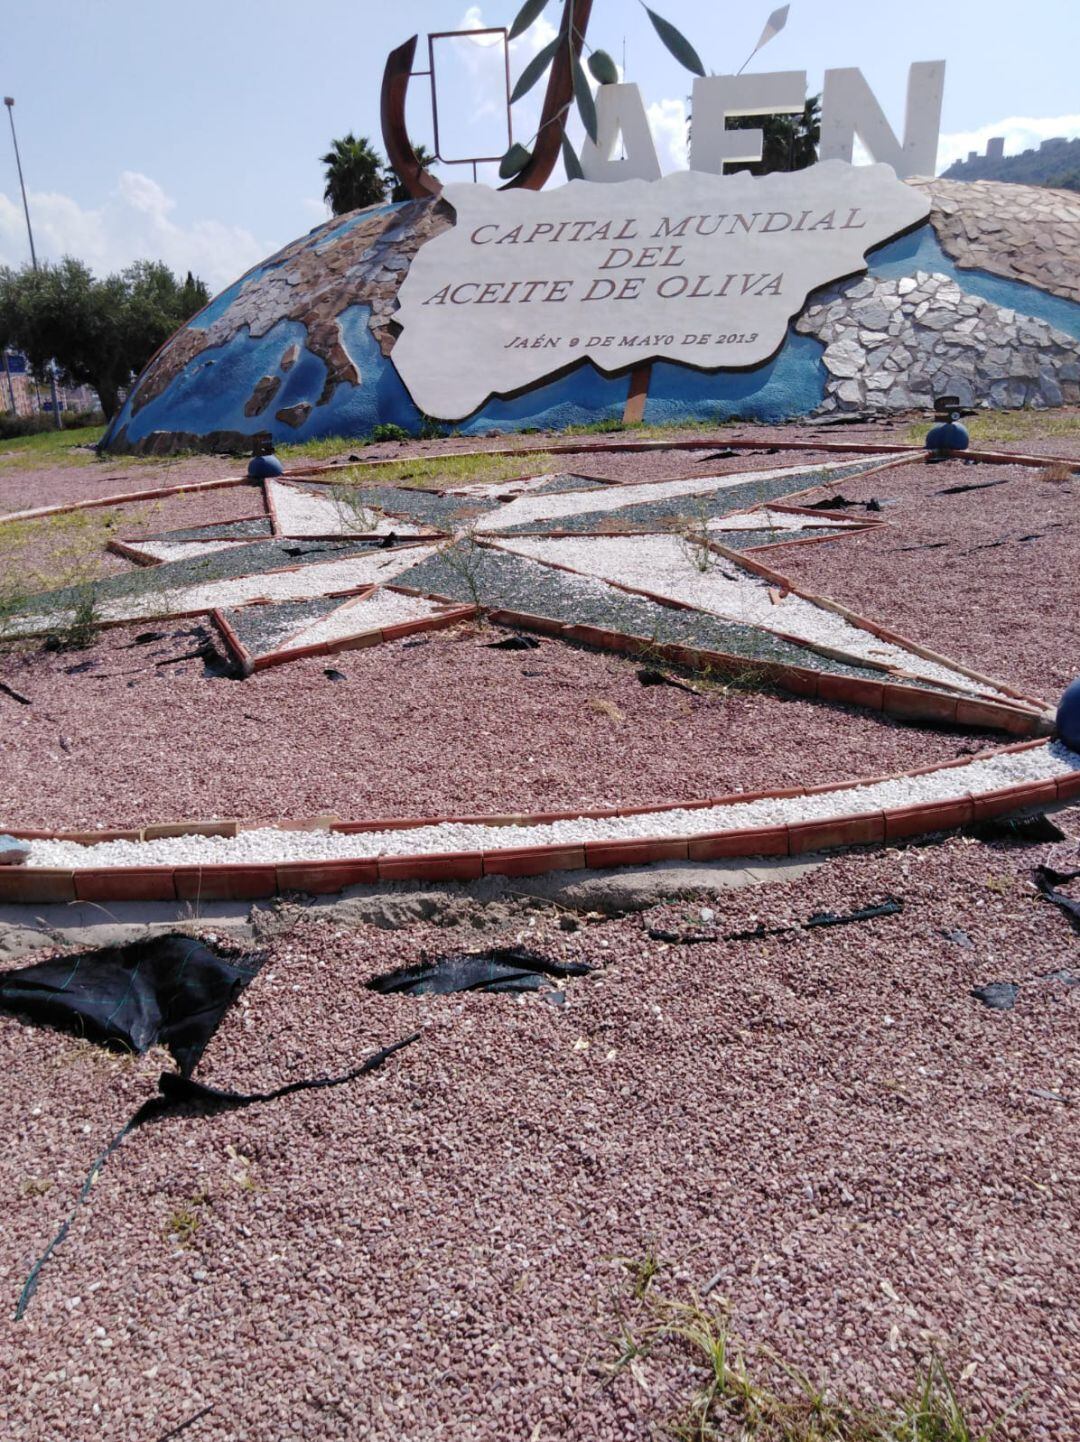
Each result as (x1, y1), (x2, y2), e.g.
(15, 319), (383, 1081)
(0, 855), (823, 964)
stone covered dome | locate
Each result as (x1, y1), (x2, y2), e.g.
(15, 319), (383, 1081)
(103, 179), (1080, 454)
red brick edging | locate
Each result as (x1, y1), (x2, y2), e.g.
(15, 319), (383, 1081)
(2, 738), (1073, 903)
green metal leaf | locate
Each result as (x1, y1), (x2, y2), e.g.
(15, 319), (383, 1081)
(510, 35), (560, 103)
(561, 133), (585, 180)
(573, 56), (598, 144)
(508, 0), (550, 41)
(588, 49), (620, 86)
(642, 5), (706, 76)
(498, 142), (533, 179)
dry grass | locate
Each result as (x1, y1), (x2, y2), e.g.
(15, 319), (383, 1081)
(604, 1279), (1025, 1442)
(0, 505), (139, 596)
(297, 451), (558, 491)
(904, 410), (1080, 447)
(588, 697), (626, 723)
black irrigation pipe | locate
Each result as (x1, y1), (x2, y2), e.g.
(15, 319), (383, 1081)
(648, 897), (903, 945)
(154, 1404), (215, 1441)
(14, 1033), (420, 1321)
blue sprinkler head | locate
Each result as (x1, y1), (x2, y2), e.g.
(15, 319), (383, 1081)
(925, 412), (970, 458)
(1057, 677), (1080, 752)
(247, 441), (283, 479)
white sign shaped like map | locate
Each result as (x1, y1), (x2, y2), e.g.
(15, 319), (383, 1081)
(390, 161), (930, 420)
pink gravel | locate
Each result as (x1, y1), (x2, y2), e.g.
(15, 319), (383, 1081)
(3, 483), (269, 594)
(0, 622), (989, 832)
(1, 820), (1077, 1438)
(0, 452), (247, 515)
(776, 459), (1079, 701)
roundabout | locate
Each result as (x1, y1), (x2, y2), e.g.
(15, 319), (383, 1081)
(2, 429), (1076, 905)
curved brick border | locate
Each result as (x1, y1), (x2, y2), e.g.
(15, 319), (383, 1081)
(3, 739), (1075, 904)
(4, 440), (1074, 528)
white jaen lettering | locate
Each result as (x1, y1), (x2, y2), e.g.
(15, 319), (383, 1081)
(577, 64), (945, 183)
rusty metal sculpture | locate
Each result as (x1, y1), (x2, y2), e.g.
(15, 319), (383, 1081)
(381, 0), (593, 197)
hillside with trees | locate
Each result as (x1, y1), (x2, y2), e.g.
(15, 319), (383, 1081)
(942, 137), (1080, 192)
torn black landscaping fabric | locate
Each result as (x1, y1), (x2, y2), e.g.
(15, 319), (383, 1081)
(0, 933), (263, 1078)
(367, 946), (592, 997)
(1034, 864), (1080, 930)
(13, 1033), (420, 1320)
(970, 813), (1066, 843)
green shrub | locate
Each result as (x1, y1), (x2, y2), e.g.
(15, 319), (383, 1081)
(371, 422), (412, 443)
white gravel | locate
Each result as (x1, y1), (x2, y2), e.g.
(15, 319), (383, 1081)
(495, 534), (1011, 700)
(473, 458), (890, 533)
(273, 587), (464, 651)
(24, 742), (1078, 869)
(268, 480), (422, 537)
(445, 472), (592, 499)
(7, 546), (439, 636)
(708, 509), (864, 534)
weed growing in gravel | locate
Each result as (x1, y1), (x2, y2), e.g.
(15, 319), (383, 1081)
(0, 506), (131, 597)
(54, 1036), (137, 1072)
(605, 1287), (1021, 1442)
(165, 1188), (211, 1246)
(19, 1177), (54, 1198)
(678, 498), (720, 574)
(439, 532), (490, 618)
(330, 485), (383, 533)
(984, 874), (1015, 895)
(56, 585), (100, 651)
(225, 1144), (259, 1193)
(1036, 462), (1075, 482)
(588, 697), (626, 723)
(713, 659), (775, 697)
(615, 1246), (665, 1299)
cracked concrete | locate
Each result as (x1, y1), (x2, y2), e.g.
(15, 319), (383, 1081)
(0, 856), (820, 962)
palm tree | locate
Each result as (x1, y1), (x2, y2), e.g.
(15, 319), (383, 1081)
(387, 145), (439, 203)
(321, 134), (387, 216)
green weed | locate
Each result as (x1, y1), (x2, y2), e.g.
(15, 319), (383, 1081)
(606, 1288), (1023, 1442)
(165, 1188), (211, 1246)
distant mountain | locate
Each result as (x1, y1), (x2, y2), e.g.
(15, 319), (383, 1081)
(942, 136), (1080, 192)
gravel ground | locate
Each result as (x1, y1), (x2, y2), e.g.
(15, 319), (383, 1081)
(1, 823), (1078, 1439)
(0, 453), (243, 515)
(495, 535), (1013, 699)
(2, 486), (267, 594)
(25, 742), (1079, 868)
(7, 541), (434, 637)
(396, 543), (927, 685)
(267, 480), (425, 538)
(483, 458), (891, 535)
(0, 622), (992, 833)
(775, 459), (1079, 701)
(267, 588), (462, 654)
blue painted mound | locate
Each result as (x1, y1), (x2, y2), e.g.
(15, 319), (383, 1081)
(102, 186), (1080, 454)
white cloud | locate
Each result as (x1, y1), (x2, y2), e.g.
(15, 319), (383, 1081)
(937, 114), (1080, 173)
(646, 98), (689, 173)
(0, 171), (271, 291)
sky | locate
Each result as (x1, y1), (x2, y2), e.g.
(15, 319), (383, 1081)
(2, 0), (1078, 292)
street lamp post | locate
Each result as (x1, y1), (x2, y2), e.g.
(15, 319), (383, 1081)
(4, 96), (63, 429)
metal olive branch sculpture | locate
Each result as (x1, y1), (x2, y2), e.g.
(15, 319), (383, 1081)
(498, 0), (706, 182)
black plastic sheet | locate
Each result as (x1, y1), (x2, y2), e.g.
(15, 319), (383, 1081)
(367, 946), (591, 997)
(14, 1033), (419, 1320)
(1034, 864), (1080, 930)
(0, 933), (262, 1077)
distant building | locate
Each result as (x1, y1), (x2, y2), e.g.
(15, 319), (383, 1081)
(1, 349), (99, 417)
